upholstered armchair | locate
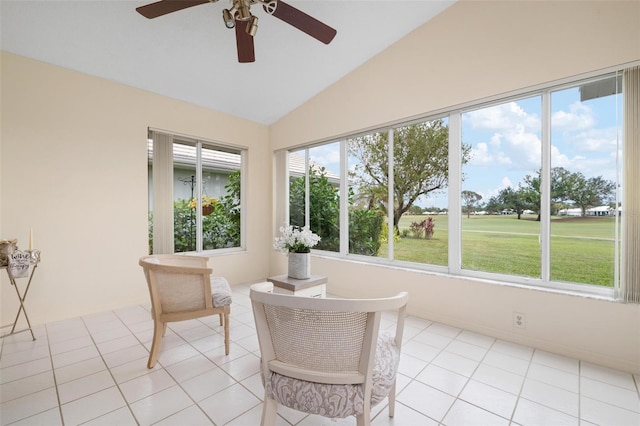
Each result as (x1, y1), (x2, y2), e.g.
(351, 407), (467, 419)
(250, 283), (408, 426)
(139, 254), (232, 368)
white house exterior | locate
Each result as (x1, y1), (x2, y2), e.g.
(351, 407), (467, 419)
(586, 205), (614, 216)
(558, 206), (615, 216)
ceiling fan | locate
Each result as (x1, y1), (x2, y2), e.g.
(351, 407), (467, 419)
(136, 0), (337, 63)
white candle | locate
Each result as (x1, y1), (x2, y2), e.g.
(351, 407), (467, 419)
(29, 228), (33, 251)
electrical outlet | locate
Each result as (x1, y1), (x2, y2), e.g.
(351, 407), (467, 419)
(513, 312), (526, 329)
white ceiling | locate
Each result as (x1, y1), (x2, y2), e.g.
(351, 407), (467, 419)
(1, 0), (455, 125)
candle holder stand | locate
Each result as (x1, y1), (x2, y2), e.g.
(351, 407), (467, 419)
(1, 249), (41, 340)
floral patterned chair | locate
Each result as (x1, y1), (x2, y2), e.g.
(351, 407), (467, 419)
(250, 283), (408, 426)
(139, 254), (231, 368)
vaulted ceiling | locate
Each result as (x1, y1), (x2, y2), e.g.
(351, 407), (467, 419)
(1, 0), (455, 124)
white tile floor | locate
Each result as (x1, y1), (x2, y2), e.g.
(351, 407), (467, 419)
(1, 283), (639, 425)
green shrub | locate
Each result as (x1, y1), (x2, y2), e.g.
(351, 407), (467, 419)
(349, 208), (384, 256)
(289, 167), (384, 255)
(149, 171), (241, 253)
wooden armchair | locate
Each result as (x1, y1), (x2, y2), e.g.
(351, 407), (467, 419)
(139, 254), (231, 368)
(250, 283), (408, 426)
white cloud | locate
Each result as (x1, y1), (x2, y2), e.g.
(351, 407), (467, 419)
(501, 126), (541, 170)
(310, 145), (341, 170)
(549, 150), (617, 181)
(550, 145), (572, 168)
(469, 142), (511, 166)
(465, 102), (540, 132)
(549, 100), (618, 177)
(480, 176), (514, 201)
(569, 127), (619, 152)
(463, 101), (543, 171)
(551, 102), (594, 130)
(465, 99), (616, 174)
(462, 93), (619, 196)
(501, 176), (513, 189)
(470, 127), (542, 171)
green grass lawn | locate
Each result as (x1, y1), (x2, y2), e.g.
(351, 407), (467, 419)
(377, 214), (617, 287)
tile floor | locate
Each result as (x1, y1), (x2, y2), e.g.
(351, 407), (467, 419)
(1, 283), (639, 425)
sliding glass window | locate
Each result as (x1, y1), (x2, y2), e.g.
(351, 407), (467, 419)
(148, 132), (244, 254)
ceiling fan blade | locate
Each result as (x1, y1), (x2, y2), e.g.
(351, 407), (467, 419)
(136, 0), (210, 19)
(267, 1), (336, 45)
(235, 20), (255, 63)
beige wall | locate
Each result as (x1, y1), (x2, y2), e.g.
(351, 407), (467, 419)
(1, 52), (271, 326)
(269, 0), (640, 373)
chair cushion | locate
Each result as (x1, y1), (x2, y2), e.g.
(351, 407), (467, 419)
(264, 332), (400, 418)
(211, 276), (232, 307)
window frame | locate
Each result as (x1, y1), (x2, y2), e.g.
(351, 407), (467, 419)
(280, 67), (631, 300)
(148, 129), (247, 255)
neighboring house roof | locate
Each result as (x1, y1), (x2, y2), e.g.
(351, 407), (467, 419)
(288, 152), (340, 182)
(147, 141), (341, 182)
(587, 205), (612, 212)
(147, 140), (241, 173)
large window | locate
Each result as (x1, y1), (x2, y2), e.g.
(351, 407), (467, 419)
(148, 131), (245, 254)
(282, 70), (628, 297)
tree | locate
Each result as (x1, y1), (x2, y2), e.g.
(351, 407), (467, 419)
(497, 186), (530, 219)
(570, 174), (616, 216)
(461, 190), (482, 218)
(408, 205), (424, 215)
(484, 196), (502, 215)
(521, 167), (580, 221)
(349, 120), (470, 233)
(521, 167), (615, 219)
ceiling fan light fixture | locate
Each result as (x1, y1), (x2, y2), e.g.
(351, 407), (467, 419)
(222, 8), (235, 28)
(237, 2), (251, 21)
(246, 15), (258, 36)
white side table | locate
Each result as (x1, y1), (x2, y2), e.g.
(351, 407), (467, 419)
(267, 274), (327, 298)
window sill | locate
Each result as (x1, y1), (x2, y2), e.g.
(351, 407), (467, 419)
(310, 251), (618, 303)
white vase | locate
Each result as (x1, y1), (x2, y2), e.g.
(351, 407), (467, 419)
(288, 252), (311, 279)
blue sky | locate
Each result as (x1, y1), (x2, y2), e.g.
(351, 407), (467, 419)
(305, 81), (621, 210)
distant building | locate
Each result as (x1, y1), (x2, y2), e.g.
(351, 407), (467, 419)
(558, 208), (582, 216)
(558, 206), (615, 217)
(586, 206), (614, 216)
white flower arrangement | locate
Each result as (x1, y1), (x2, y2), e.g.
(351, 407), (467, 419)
(274, 225), (321, 254)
